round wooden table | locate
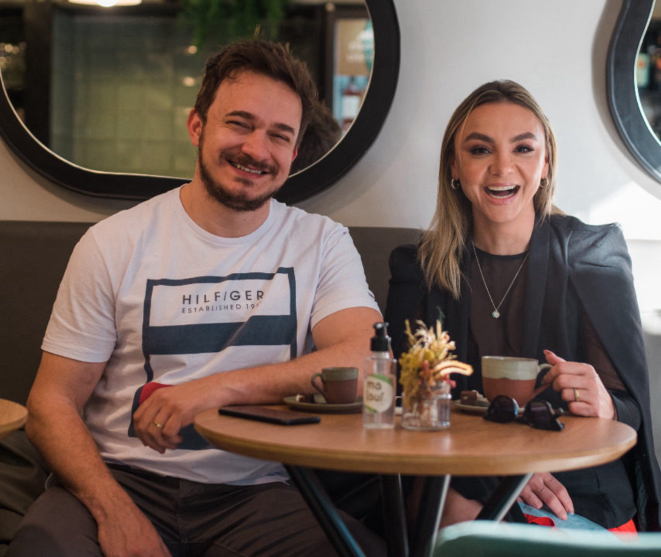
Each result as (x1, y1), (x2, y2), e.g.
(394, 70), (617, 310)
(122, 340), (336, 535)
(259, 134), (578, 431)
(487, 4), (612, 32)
(195, 406), (636, 476)
(0, 399), (28, 441)
(195, 407), (637, 557)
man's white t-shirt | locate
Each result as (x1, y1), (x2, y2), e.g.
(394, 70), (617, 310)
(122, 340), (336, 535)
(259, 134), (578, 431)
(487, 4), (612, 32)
(42, 187), (379, 485)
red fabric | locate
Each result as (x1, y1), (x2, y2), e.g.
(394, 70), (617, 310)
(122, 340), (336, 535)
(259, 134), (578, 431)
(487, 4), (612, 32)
(523, 513), (637, 535)
(138, 382), (172, 405)
(608, 518), (637, 535)
(523, 513), (556, 527)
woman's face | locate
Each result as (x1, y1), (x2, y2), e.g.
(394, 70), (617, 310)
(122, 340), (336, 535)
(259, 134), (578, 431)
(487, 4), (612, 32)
(451, 101), (549, 232)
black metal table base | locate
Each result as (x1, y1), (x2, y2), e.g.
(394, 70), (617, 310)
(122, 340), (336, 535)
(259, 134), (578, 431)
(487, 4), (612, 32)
(476, 473), (533, 522)
(286, 466), (533, 557)
(380, 474), (409, 557)
(285, 465), (366, 557)
(410, 475), (451, 557)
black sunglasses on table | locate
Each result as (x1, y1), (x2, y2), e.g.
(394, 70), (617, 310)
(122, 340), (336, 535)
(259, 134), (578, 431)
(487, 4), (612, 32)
(483, 395), (565, 431)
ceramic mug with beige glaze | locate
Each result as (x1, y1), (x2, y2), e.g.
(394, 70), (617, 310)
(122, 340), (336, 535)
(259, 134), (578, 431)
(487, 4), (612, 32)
(311, 367), (358, 404)
(481, 356), (552, 406)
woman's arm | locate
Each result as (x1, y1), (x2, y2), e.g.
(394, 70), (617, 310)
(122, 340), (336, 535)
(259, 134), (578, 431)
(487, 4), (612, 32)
(540, 310), (642, 425)
(581, 310), (641, 428)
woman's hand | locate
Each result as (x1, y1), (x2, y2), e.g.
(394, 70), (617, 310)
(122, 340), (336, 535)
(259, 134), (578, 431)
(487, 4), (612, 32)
(542, 350), (615, 419)
(517, 472), (573, 521)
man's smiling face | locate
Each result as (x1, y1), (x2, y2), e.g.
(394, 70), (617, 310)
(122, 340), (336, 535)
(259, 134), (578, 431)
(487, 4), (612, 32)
(188, 71), (302, 212)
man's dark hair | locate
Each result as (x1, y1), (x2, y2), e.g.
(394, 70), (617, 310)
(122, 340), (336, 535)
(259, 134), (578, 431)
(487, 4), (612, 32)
(194, 40), (318, 146)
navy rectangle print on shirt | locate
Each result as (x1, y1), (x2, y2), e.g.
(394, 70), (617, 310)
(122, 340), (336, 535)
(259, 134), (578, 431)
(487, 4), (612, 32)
(128, 268), (297, 449)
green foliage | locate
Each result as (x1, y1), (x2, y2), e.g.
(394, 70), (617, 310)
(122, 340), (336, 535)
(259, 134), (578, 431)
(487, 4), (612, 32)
(179, 0), (290, 49)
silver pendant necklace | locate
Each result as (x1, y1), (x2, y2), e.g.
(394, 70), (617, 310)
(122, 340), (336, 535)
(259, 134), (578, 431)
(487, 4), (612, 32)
(472, 241), (529, 319)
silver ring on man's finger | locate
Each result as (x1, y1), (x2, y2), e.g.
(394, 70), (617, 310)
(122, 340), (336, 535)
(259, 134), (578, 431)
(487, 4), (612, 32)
(573, 388), (580, 403)
(153, 421), (163, 429)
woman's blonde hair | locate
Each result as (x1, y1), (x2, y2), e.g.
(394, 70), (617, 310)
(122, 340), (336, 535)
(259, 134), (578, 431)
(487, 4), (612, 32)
(419, 80), (558, 299)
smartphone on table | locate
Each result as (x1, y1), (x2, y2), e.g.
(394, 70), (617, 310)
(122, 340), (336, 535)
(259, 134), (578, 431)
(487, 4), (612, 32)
(218, 406), (320, 425)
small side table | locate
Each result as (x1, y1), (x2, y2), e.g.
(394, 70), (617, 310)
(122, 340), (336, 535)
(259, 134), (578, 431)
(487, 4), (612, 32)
(0, 399), (28, 441)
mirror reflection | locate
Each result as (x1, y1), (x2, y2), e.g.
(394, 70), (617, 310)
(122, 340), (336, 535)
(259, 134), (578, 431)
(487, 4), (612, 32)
(637, 1), (661, 141)
(0, 0), (373, 178)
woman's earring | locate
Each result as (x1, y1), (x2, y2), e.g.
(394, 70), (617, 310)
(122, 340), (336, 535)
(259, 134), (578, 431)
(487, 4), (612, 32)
(540, 178), (548, 187)
(451, 179), (461, 190)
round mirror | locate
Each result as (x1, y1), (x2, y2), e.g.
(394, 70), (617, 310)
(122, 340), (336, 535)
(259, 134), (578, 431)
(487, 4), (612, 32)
(607, 0), (661, 184)
(0, 0), (399, 203)
(634, 1), (661, 142)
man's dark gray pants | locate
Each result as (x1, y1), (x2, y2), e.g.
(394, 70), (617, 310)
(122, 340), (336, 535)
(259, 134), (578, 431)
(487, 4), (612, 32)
(8, 464), (385, 557)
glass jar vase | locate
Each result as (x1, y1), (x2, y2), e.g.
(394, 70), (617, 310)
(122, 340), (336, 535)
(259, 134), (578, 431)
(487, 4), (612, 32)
(401, 381), (451, 431)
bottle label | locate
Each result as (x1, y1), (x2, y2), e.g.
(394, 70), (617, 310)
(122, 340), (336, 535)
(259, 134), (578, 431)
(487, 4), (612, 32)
(364, 374), (394, 413)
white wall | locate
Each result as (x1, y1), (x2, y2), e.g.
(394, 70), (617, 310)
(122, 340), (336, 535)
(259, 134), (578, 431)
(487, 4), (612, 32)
(4, 0), (661, 228)
(299, 0), (661, 235)
(2, 0), (661, 300)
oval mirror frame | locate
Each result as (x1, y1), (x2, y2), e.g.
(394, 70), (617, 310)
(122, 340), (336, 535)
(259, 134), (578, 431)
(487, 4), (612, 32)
(0, 0), (399, 204)
(607, 0), (661, 183)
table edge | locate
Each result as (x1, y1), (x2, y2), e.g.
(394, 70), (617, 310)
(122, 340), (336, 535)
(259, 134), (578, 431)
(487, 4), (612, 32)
(0, 400), (28, 440)
(194, 409), (638, 476)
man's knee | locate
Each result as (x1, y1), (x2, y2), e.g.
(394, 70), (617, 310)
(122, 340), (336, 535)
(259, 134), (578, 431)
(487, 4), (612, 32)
(206, 482), (385, 557)
(8, 486), (101, 557)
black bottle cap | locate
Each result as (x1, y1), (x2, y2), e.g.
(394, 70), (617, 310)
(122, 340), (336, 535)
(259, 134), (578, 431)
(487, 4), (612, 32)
(371, 322), (391, 352)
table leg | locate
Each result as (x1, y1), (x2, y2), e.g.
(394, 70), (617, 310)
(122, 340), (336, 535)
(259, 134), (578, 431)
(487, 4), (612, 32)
(379, 474), (409, 557)
(475, 473), (533, 522)
(285, 465), (366, 557)
(409, 475), (450, 557)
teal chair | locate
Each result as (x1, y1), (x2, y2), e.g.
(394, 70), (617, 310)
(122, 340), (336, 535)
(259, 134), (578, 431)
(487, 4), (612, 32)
(433, 521), (661, 556)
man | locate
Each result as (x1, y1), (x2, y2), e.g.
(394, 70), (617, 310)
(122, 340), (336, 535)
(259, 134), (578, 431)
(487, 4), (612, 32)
(9, 41), (383, 557)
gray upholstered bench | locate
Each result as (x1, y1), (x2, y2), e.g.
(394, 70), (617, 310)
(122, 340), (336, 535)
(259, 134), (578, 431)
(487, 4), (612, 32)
(0, 220), (420, 553)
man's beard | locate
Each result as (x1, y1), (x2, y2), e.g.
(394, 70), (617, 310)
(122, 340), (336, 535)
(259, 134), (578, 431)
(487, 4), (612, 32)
(198, 139), (282, 213)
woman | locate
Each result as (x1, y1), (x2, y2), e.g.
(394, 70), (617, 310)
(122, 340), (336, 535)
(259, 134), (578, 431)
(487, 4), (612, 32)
(385, 80), (661, 531)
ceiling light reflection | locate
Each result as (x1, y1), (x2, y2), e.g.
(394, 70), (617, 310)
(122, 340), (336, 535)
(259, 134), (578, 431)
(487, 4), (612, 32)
(67, 0), (142, 6)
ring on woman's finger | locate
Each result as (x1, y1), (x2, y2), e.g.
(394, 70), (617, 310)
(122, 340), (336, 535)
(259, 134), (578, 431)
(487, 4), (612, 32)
(573, 388), (580, 403)
(153, 421), (163, 429)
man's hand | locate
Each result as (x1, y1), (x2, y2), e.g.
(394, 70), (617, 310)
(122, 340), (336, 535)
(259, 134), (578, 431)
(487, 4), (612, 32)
(542, 350), (615, 419)
(96, 497), (172, 557)
(517, 472), (573, 521)
(132, 379), (216, 453)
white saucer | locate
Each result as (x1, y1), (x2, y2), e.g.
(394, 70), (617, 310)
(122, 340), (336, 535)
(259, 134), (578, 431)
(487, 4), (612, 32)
(453, 400), (489, 415)
(283, 395), (363, 414)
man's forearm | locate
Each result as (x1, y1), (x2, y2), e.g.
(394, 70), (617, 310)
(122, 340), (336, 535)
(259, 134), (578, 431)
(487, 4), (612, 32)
(132, 306), (383, 450)
(26, 398), (137, 522)
(136, 334), (373, 421)
(26, 395), (172, 556)
(210, 306), (383, 406)
(210, 335), (373, 406)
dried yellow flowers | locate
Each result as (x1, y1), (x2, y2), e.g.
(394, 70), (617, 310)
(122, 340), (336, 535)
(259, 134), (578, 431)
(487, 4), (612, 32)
(399, 320), (473, 401)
